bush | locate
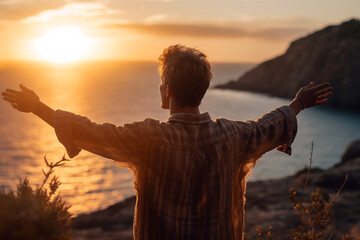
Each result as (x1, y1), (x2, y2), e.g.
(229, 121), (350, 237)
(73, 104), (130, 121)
(0, 155), (72, 240)
(250, 142), (352, 240)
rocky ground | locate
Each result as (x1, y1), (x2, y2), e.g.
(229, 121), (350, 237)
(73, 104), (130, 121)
(72, 140), (360, 239)
(244, 141), (360, 239)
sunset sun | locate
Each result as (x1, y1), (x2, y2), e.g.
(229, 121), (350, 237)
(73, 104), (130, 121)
(34, 27), (92, 63)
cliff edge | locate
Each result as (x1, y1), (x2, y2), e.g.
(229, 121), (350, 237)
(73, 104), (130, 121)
(216, 19), (360, 113)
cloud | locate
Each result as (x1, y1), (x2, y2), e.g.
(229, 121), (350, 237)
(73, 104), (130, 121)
(143, 0), (173, 2)
(105, 23), (308, 40)
(0, 0), (66, 21)
(22, 2), (121, 23)
(145, 14), (168, 23)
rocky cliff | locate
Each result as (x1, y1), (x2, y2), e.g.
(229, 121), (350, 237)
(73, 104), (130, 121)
(216, 19), (360, 112)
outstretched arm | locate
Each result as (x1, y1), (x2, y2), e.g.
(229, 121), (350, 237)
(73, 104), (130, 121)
(288, 81), (333, 115)
(1, 84), (54, 127)
(240, 81), (333, 160)
(2, 84), (145, 162)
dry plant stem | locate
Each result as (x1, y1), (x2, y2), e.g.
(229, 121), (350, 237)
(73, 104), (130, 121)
(305, 142), (314, 233)
(297, 142), (314, 228)
(40, 154), (69, 190)
(324, 173), (349, 240)
(329, 173), (349, 206)
(327, 227), (335, 240)
(308, 150), (314, 237)
(303, 141), (314, 195)
(40, 155), (52, 190)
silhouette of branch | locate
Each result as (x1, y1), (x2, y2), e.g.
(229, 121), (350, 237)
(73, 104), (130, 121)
(329, 173), (349, 206)
(39, 154), (69, 190)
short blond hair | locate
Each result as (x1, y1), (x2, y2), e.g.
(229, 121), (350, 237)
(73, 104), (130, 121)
(158, 44), (212, 107)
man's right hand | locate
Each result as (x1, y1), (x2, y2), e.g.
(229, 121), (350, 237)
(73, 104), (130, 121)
(288, 82), (333, 115)
(294, 81), (333, 109)
(1, 84), (40, 113)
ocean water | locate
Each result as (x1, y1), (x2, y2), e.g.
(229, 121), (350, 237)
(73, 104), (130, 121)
(0, 61), (359, 215)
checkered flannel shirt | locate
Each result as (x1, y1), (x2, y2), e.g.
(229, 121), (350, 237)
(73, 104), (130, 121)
(54, 105), (297, 240)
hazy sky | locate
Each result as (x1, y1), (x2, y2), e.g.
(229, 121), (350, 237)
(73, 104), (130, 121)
(0, 0), (359, 62)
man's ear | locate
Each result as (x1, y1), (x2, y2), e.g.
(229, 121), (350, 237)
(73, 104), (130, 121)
(166, 85), (172, 98)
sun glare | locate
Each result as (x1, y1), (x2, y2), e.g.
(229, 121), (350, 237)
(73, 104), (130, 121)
(34, 27), (92, 63)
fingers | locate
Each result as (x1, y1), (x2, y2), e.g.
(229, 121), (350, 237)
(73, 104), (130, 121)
(2, 89), (20, 104)
(315, 86), (333, 96)
(19, 84), (30, 92)
(308, 81), (333, 98)
(2, 91), (16, 102)
(314, 99), (328, 106)
(4, 89), (21, 95)
(2, 89), (20, 105)
(1, 91), (16, 98)
(2, 95), (19, 109)
(2, 87), (26, 100)
(312, 82), (331, 91)
(1, 85), (30, 99)
(2, 96), (15, 103)
(2, 94), (22, 111)
(305, 81), (315, 88)
(315, 92), (332, 101)
(11, 102), (19, 110)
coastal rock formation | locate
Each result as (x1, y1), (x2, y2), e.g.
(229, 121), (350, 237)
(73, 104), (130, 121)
(72, 140), (360, 239)
(72, 196), (135, 240)
(215, 19), (360, 113)
(341, 139), (360, 164)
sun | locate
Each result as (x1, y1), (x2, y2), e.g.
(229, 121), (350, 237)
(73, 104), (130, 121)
(34, 27), (92, 63)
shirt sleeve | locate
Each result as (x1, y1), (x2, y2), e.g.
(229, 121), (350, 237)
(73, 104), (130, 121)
(239, 105), (298, 162)
(53, 110), (145, 165)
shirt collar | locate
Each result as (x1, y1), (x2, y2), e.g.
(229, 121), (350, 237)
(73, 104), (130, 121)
(167, 112), (212, 124)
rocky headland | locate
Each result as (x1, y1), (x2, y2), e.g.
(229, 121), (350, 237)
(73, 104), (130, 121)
(72, 140), (360, 239)
(215, 19), (360, 113)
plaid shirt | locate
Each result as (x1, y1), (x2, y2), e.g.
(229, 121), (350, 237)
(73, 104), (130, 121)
(54, 105), (297, 240)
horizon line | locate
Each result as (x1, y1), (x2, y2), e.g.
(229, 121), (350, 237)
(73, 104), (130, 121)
(0, 59), (259, 65)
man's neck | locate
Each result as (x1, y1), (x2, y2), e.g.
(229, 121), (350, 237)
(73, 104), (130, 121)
(168, 97), (200, 115)
(170, 106), (200, 115)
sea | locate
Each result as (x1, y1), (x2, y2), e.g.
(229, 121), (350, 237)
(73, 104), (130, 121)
(1, 61), (359, 216)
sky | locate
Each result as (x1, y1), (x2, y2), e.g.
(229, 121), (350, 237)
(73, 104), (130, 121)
(0, 0), (359, 63)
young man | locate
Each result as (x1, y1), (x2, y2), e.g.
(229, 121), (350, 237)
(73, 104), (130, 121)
(2, 45), (332, 240)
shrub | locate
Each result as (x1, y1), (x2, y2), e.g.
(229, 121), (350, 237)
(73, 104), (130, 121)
(288, 142), (349, 240)
(0, 155), (72, 240)
(249, 142), (351, 240)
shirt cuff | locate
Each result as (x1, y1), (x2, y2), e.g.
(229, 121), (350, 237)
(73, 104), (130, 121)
(275, 105), (298, 155)
(53, 110), (81, 158)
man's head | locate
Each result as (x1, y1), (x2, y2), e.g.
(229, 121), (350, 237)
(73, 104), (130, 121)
(158, 44), (212, 110)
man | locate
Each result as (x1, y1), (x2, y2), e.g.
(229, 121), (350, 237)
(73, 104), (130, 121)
(1, 45), (332, 240)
